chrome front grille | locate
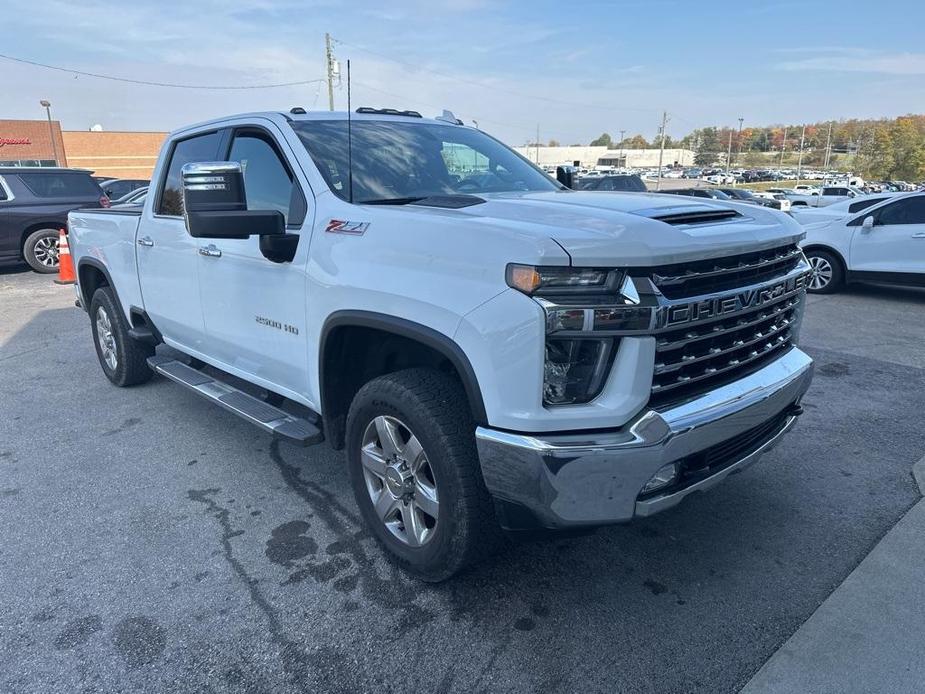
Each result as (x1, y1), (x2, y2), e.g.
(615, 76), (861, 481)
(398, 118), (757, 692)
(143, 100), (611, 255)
(645, 244), (809, 409)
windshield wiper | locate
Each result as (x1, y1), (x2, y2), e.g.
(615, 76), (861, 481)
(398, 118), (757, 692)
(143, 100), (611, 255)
(357, 196), (426, 205)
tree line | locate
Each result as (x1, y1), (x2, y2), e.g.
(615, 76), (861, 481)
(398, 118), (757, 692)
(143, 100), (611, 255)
(577, 114), (925, 180)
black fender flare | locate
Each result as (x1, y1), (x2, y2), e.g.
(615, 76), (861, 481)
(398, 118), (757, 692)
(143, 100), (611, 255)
(319, 310), (488, 425)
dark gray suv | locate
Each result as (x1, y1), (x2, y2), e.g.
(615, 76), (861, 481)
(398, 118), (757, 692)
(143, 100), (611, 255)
(0, 168), (108, 273)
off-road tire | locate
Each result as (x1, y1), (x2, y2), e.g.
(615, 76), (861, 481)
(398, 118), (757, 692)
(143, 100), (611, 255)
(345, 368), (505, 581)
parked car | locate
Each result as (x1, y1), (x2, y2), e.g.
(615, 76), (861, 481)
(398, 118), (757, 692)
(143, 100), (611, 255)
(0, 167), (109, 273)
(797, 192), (925, 293)
(68, 108), (813, 579)
(659, 187), (732, 200)
(719, 188), (791, 212)
(98, 178), (149, 201)
(112, 186), (149, 205)
(578, 174), (647, 192)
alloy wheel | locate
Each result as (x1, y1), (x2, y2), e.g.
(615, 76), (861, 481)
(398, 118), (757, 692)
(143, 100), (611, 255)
(360, 415), (439, 547)
(808, 255), (833, 291)
(96, 306), (118, 371)
(33, 235), (59, 267)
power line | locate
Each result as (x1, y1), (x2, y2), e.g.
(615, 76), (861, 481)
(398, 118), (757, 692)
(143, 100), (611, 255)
(0, 52), (326, 90)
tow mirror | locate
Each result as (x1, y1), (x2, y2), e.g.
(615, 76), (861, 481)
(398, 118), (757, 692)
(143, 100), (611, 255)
(862, 215), (875, 230)
(556, 165), (578, 189)
(181, 162), (284, 240)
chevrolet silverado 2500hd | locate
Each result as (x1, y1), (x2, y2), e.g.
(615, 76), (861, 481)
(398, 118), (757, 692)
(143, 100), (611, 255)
(68, 109), (814, 580)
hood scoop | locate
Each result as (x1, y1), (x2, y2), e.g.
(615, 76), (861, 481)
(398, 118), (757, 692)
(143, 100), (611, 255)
(411, 194), (486, 209)
(634, 204), (742, 226)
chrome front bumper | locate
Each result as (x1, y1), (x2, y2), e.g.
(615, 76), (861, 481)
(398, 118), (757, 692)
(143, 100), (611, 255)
(475, 347), (814, 529)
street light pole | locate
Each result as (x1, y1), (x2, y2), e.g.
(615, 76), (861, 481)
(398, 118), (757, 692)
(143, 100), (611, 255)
(40, 100), (59, 166)
(619, 129), (626, 168)
(735, 117), (744, 168)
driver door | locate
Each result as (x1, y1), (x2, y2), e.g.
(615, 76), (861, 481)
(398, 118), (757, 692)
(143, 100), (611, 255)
(850, 195), (925, 275)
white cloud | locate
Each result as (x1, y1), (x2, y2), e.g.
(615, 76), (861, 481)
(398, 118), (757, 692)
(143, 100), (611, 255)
(777, 51), (925, 75)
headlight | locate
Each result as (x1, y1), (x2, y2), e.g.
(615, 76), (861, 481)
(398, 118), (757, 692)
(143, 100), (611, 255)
(507, 264), (646, 406)
(506, 264), (623, 301)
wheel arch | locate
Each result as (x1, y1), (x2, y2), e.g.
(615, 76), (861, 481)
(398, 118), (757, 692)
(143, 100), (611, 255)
(76, 258), (122, 314)
(319, 310), (488, 450)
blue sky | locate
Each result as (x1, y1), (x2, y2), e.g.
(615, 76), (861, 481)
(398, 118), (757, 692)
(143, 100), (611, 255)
(3, 0), (925, 145)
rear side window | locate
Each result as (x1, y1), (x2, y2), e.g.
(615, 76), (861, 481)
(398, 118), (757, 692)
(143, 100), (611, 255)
(17, 172), (100, 198)
(157, 131), (223, 216)
(848, 198), (884, 213)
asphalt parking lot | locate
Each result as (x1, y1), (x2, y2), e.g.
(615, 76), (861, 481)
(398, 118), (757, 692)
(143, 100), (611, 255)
(1, 266), (923, 694)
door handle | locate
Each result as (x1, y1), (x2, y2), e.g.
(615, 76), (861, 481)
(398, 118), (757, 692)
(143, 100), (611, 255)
(912, 232), (925, 238)
(137, 236), (154, 247)
(198, 244), (222, 257)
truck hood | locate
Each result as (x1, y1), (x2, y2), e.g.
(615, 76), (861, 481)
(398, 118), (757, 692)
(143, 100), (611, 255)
(398, 190), (805, 266)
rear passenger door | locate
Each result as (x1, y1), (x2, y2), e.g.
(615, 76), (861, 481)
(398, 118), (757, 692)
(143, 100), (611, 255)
(196, 125), (311, 399)
(138, 129), (224, 352)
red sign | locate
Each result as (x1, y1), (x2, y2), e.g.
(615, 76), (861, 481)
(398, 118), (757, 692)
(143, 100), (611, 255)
(0, 137), (32, 147)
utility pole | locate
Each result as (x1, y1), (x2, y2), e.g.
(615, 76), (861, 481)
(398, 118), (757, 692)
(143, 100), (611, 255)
(655, 111), (668, 191)
(822, 120), (834, 178)
(735, 117), (744, 168)
(535, 124), (540, 164)
(779, 127), (788, 169)
(325, 33), (336, 111)
(619, 129), (626, 168)
(796, 124), (806, 181)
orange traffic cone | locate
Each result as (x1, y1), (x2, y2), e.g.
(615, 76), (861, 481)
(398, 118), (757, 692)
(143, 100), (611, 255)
(54, 228), (76, 285)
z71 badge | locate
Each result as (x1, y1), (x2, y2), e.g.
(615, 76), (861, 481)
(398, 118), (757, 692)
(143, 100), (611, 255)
(325, 219), (369, 235)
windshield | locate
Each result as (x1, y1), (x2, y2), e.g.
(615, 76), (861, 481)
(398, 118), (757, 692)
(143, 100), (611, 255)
(291, 119), (559, 203)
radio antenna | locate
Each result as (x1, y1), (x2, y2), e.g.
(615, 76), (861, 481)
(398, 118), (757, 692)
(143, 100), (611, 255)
(347, 59), (354, 204)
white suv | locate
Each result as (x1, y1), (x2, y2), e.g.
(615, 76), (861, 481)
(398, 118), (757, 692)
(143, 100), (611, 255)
(799, 192), (925, 293)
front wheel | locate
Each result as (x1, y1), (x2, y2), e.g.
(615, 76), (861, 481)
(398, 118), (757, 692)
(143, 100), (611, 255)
(89, 287), (155, 386)
(345, 369), (504, 581)
(805, 249), (844, 294)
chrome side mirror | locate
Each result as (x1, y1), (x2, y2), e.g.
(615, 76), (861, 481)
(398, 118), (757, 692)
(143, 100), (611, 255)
(180, 161), (283, 240)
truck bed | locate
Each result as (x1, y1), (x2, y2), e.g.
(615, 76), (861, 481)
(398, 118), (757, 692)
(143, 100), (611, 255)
(68, 207), (144, 318)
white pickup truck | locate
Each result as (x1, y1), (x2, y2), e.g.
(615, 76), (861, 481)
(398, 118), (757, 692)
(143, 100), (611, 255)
(68, 109), (814, 580)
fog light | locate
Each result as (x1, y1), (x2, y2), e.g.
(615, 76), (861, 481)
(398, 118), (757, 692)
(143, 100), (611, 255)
(641, 463), (680, 495)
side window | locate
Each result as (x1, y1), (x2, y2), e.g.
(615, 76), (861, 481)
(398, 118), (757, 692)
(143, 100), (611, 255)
(877, 196), (925, 226)
(157, 131), (223, 216)
(228, 133), (295, 224)
(0, 178), (7, 201)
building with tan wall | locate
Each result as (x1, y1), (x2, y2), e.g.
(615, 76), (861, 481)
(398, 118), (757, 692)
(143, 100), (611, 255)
(62, 131), (167, 179)
(0, 119), (166, 179)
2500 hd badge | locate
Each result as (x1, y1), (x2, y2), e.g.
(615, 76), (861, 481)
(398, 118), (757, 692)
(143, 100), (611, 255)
(255, 315), (299, 335)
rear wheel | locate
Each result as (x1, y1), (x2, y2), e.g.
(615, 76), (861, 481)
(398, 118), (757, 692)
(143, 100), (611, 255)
(805, 249), (843, 294)
(23, 229), (60, 273)
(89, 287), (155, 386)
(345, 368), (504, 581)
